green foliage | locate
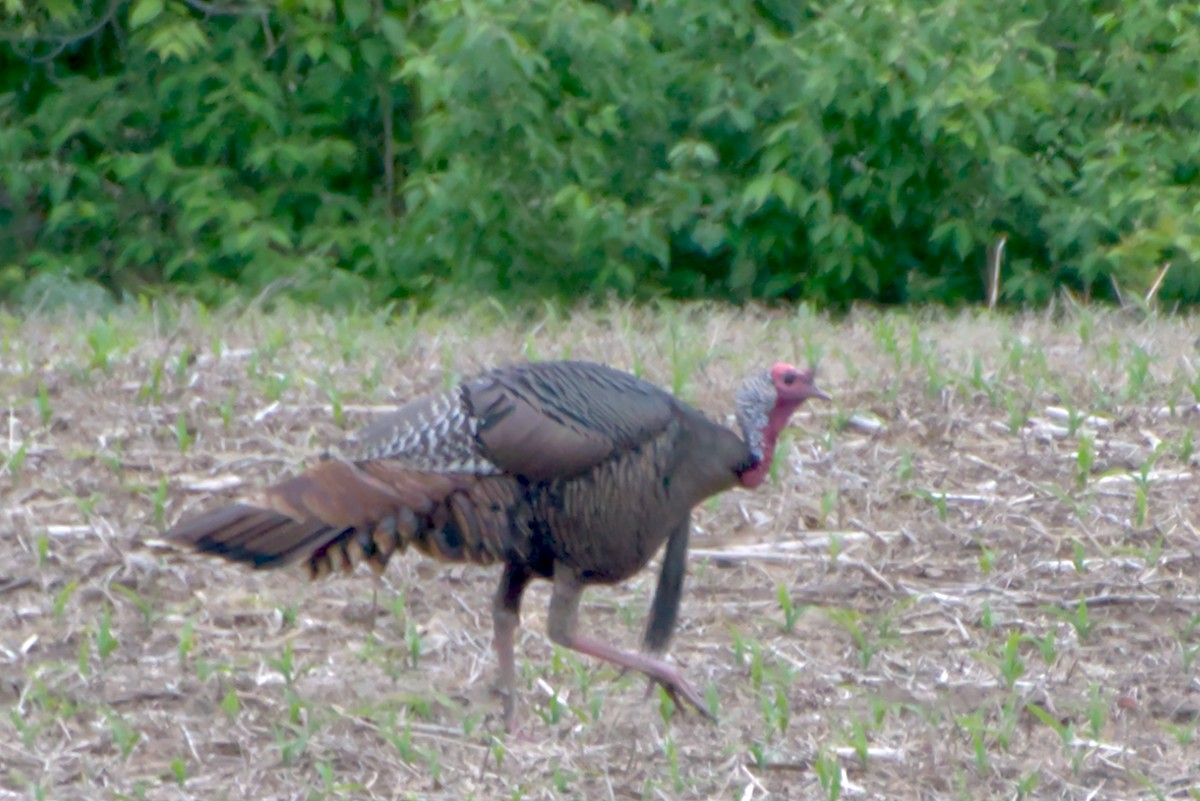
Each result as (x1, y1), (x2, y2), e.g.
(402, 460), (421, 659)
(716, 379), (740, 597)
(2, 0), (1199, 308)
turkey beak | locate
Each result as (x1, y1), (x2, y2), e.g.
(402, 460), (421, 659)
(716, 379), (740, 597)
(807, 383), (831, 402)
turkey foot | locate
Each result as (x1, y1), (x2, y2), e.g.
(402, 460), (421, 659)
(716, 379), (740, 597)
(548, 570), (716, 723)
(563, 633), (714, 721)
(640, 673), (714, 722)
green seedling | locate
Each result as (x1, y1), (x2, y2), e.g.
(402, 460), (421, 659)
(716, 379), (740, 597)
(382, 713), (415, 764)
(3, 442), (27, 482)
(78, 634), (90, 677)
(923, 355), (948, 397)
(1134, 483), (1149, 528)
(72, 493), (100, 521)
(1087, 683), (1107, 740)
(325, 381), (345, 428)
(977, 543), (995, 575)
(521, 332), (541, 363)
(1075, 435), (1094, 489)
(272, 719), (313, 766)
(1178, 615), (1200, 672)
(139, 357), (165, 404)
(178, 619), (195, 668)
(86, 318), (120, 373)
(846, 718), (870, 767)
(658, 685), (678, 724)
(704, 682), (720, 721)
(9, 707), (42, 749)
(174, 410), (193, 453)
(96, 603), (119, 660)
(956, 709), (989, 771)
(268, 641), (296, 687)
(54, 580), (79, 619)
(362, 360), (385, 397)
(586, 690), (605, 724)
(439, 344), (457, 391)
(36, 381), (52, 426)
(278, 603), (299, 629)
(1026, 702), (1073, 749)
(552, 758), (575, 793)
(260, 326), (289, 363)
(998, 630), (1025, 689)
(405, 619), (422, 668)
(36, 532), (50, 567)
(1161, 720), (1196, 747)
(1003, 388), (1028, 434)
(1124, 344), (1152, 401)
(151, 477), (168, 528)
(813, 746), (842, 801)
(760, 684), (789, 736)
(969, 354), (998, 406)
(664, 310), (702, 400)
(1131, 452), (1160, 528)
(778, 584), (808, 634)
(996, 696), (1020, 751)
(873, 316), (900, 367)
(907, 323), (925, 369)
(825, 607), (888, 670)
(262, 372), (293, 402)
(1046, 597), (1096, 641)
(748, 639), (764, 691)
(828, 530), (843, 565)
(538, 689), (565, 725)
(112, 583), (157, 626)
(219, 387), (237, 430)
(768, 429), (792, 484)
(1059, 396), (1086, 437)
(1027, 631), (1058, 666)
(173, 345), (193, 382)
(729, 625), (748, 666)
(105, 709), (141, 759)
(820, 488), (838, 528)
(666, 737), (686, 793)
(1015, 771), (1040, 800)
(1070, 538), (1087, 574)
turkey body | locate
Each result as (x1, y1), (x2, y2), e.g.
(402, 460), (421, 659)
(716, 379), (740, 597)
(165, 359), (826, 728)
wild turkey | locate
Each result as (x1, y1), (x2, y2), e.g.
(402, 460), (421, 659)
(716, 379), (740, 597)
(164, 359), (828, 729)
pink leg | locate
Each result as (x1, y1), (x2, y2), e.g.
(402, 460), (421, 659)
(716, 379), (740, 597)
(546, 570), (714, 721)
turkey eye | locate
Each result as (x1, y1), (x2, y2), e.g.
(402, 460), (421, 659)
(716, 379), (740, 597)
(783, 373), (796, 385)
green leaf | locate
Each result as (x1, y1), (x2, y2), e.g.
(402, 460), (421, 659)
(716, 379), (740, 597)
(343, 0), (370, 30)
(129, 0), (163, 28)
(741, 175), (776, 214)
(380, 13), (409, 52)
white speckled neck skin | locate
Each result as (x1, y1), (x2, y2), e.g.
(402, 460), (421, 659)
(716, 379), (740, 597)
(734, 371), (774, 462)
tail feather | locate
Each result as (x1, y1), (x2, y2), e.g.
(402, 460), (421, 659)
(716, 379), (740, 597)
(164, 458), (514, 579)
(167, 503), (339, 568)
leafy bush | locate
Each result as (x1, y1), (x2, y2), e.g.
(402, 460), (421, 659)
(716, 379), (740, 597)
(1, 0), (1198, 308)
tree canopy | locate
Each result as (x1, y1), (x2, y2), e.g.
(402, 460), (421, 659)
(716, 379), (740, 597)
(2, 0), (1198, 309)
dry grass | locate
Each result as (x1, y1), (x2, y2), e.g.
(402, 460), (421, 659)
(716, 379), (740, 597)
(2, 301), (1199, 801)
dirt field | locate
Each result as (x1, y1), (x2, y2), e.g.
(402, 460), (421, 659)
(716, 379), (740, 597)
(1, 302), (1198, 801)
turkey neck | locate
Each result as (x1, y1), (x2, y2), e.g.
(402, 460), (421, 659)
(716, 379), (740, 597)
(667, 405), (753, 499)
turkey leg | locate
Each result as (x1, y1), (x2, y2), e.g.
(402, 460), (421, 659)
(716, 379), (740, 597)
(492, 564), (531, 731)
(547, 568), (715, 722)
(643, 518), (690, 654)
